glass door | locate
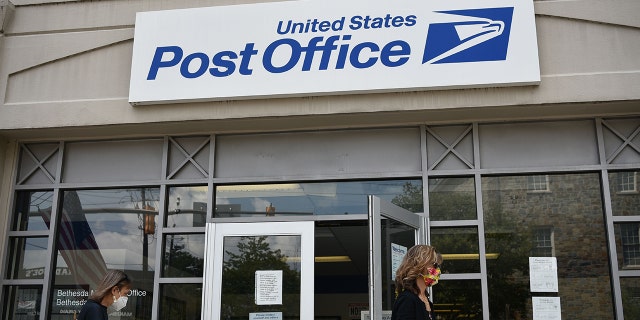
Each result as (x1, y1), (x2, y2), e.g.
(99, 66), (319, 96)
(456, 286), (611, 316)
(202, 221), (314, 320)
(367, 195), (424, 320)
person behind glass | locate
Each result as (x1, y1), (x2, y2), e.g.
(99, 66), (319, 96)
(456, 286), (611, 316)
(391, 245), (443, 320)
(78, 270), (131, 320)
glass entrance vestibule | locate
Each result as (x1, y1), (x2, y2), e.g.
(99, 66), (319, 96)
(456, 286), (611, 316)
(2, 117), (639, 320)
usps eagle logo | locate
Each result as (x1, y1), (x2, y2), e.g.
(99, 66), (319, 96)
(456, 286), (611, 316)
(423, 7), (514, 64)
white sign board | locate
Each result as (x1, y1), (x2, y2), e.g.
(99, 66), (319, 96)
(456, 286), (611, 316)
(129, 0), (540, 104)
(361, 310), (392, 320)
(391, 243), (407, 280)
(255, 270), (283, 305)
(532, 297), (561, 320)
(249, 312), (283, 320)
(529, 257), (559, 293)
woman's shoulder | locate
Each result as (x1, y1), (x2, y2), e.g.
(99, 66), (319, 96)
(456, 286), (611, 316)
(397, 289), (420, 300)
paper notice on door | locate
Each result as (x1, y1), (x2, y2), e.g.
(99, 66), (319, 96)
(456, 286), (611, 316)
(249, 312), (283, 320)
(360, 310), (392, 320)
(532, 297), (561, 320)
(529, 257), (559, 292)
(255, 270), (283, 305)
(391, 243), (407, 280)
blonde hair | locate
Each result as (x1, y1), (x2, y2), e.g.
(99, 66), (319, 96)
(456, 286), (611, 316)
(89, 270), (131, 301)
(394, 245), (442, 295)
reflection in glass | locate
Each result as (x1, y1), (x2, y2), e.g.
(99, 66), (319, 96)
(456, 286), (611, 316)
(2, 285), (42, 320)
(428, 177), (476, 220)
(50, 188), (159, 319)
(614, 223), (640, 269)
(6, 237), (49, 279)
(621, 277), (640, 319)
(433, 280), (482, 319)
(314, 221), (369, 318)
(430, 227), (480, 273)
(215, 180), (422, 217)
(163, 234), (205, 277)
(12, 191), (53, 231)
(166, 186), (207, 228)
(221, 236), (301, 319)
(482, 173), (613, 319)
(159, 283), (202, 320)
(609, 170), (640, 216)
(381, 219), (416, 310)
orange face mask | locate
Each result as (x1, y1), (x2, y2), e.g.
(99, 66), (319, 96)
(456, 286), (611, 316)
(420, 267), (441, 287)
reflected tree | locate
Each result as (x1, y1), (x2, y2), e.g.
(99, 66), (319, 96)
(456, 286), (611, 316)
(221, 236), (301, 319)
(164, 239), (204, 277)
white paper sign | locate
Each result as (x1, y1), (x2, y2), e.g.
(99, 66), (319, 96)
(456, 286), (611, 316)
(249, 312), (283, 320)
(255, 270), (283, 305)
(361, 310), (392, 320)
(129, 0), (540, 104)
(529, 257), (558, 292)
(391, 243), (407, 280)
(532, 297), (561, 320)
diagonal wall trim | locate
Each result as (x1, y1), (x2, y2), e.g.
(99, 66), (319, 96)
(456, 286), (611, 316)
(3, 28), (133, 75)
(426, 125), (474, 170)
(17, 143), (57, 184)
(167, 137), (209, 179)
(535, 0), (640, 29)
(602, 120), (640, 164)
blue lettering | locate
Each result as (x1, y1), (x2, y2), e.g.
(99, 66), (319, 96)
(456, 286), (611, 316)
(263, 38), (302, 73)
(210, 51), (237, 77)
(146, 32), (414, 79)
(147, 46), (183, 80)
(380, 40), (410, 67)
(350, 42), (379, 69)
(180, 52), (209, 78)
(238, 43), (259, 75)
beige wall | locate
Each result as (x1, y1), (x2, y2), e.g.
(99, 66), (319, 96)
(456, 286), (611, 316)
(0, 0), (639, 140)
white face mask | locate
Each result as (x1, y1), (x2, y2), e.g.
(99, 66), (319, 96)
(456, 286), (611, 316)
(109, 295), (128, 313)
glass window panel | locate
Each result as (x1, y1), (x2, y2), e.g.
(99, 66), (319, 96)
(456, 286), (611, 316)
(6, 237), (49, 279)
(621, 277), (640, 320)
(166, 186), (208, 228)
(12, 191), (53, 231)
(614, 223), (640, 269)
(381, 219), (416, 310)
(314, 221), (369, 319)
(428, 177), (476, 221)
(215, 180), (422, 217)
(49, 188), (158, 319)
(162, 234), (205, 277)
(221, 235), (301, 319)
(482, 173), (614, 319)
(610, 170), (640, 216)
(430, 227), (480, 273)
(432, 280), (482, 320)
(2, 285), (42, 320)
(159, 283), (202, 320)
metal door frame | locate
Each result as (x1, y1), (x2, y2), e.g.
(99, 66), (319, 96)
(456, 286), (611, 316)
(368, 195), (425, 320)
(202, 221), (315, 320)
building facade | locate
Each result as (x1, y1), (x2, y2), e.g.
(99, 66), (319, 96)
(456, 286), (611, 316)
(0, 0), (639, 319)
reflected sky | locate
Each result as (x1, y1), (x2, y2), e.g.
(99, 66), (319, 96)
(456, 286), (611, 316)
(59, 188), (160, 271)
(216, 180), (421, 216)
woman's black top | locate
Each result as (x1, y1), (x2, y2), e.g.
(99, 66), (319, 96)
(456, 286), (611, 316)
(391, 290), (436, 320)
(78, 299), (108, 320)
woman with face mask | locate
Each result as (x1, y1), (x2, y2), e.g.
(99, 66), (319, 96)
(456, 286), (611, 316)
(391, 245), (443, 320)
(78, 269), (131, 320)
